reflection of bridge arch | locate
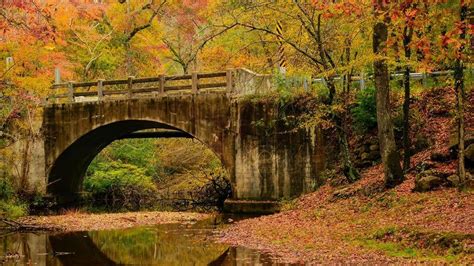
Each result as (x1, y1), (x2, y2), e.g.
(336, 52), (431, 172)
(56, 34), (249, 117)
(49, 232), (116, 265)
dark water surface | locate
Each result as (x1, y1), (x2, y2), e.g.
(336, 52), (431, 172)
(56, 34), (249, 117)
(0, 215), (292, 265)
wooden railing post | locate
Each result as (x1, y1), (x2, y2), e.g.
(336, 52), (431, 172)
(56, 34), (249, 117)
(191, 72), (198, 94)
(67, 82), (74, 103)
(159, 74), (165, 95)
(360, 72), (366, 90)
(97, 79), (104, 101)
(128, 76), (134, 98)
(54, 67), (61, 85)
(226, 69), (233, 93)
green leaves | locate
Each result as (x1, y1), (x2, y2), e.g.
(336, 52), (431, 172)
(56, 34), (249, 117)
(351, 87), (377, 133)
(87, 139), (159, 179)
(0, 177), (15, 201)
(84, 161), (158, 210)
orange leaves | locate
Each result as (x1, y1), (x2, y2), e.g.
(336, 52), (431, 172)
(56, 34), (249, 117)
(384, 1), (471, 71)
(68, 0), (105, 21)
(414, 37), (431, 55)
(166, 0), (210, 37)
(312, 0), (365, 19)
(441, 35), (462, 50)
(390, 6), (419, 25)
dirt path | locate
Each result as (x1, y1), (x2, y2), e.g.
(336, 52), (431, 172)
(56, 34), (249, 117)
(19, 211), (211, 232)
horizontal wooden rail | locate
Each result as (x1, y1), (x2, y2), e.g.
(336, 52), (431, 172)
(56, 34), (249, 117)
(49, 70), (233, 103)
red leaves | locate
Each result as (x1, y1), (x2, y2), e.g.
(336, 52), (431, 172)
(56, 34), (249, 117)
(0, 0), (56, 40)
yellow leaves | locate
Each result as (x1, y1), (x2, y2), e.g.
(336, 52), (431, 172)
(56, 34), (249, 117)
(44, 44), (55, 51)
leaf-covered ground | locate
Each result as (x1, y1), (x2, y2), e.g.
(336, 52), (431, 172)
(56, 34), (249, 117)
(19, 211), (210, 232)
(218, 174), (473, 264)
(218, 87), (474, 264)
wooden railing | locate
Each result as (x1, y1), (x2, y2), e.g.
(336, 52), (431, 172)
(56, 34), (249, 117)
(50, 70), (234, 103)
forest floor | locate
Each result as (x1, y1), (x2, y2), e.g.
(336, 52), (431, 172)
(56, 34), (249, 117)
(218, 173), (473, 264)
(18, 211), (210, 232)
(218, 87), (474, 264)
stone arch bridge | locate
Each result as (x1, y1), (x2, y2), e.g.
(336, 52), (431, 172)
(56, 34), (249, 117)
(22, 69), (326, 211)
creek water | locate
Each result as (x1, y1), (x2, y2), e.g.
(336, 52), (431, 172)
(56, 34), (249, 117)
(0, 214), (291, 265)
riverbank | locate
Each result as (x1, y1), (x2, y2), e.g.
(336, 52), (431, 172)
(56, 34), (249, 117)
(218, 168), (474, 264)
(218, 86), (474, 264)
(17, 211), (211, 232)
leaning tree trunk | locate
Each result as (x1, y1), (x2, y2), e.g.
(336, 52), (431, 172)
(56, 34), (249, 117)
(373, 2), (404, 188)
(454, 3), (467, 186)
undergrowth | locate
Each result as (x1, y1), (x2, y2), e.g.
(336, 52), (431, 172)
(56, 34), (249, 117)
(355, 226), (472, 262)
(0, 177), (27, 218)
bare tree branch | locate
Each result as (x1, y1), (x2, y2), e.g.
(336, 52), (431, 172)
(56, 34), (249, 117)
(235, 22), (324, 67)
(125, 0), (167, 42)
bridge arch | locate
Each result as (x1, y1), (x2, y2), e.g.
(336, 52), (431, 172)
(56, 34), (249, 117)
(47, 119), (209, 200)
(43, 95), (234, 202)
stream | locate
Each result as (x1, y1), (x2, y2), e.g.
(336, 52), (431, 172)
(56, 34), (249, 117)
(0, 214), (291, 265)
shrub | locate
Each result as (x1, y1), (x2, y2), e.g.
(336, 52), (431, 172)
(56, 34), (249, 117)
(84, 162), (158, 210)
(171, 172), (232, 211)
(352, 87), (377, 133)
(154, 138), (222, 178)
(0, 200), (27, 218)
(0, 177), (15, 201)
(0, 177), (27, 218)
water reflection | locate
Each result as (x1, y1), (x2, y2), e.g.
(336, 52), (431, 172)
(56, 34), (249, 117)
(0, 216), (293, 265)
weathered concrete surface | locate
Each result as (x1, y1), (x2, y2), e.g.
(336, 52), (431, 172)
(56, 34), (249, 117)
(38, 92), (326, 203)
(231, 99), (326, 200)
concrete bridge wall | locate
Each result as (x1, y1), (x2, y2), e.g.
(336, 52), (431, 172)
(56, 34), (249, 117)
(18, 91), (326, 204)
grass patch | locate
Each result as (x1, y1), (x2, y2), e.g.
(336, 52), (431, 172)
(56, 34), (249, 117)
(352, 226), (472, 263)
(359, 239), (421, 258)
(356, 239), (463, 262)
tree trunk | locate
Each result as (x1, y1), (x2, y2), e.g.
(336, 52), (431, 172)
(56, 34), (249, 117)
(402, 25), (413, 171)
(340, 45), (360, 183)
(182, 63), (189, 75)
(402, 65), (411, 171)
(327, 79), (336, 105)
(337, 117), (360, 183)
(126, 43), (132, 75)
(373, 2), (404, 188)
(454, 3), (467, 186)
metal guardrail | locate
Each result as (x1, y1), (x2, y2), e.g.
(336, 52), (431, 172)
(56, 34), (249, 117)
(310, 70), (470, 90)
